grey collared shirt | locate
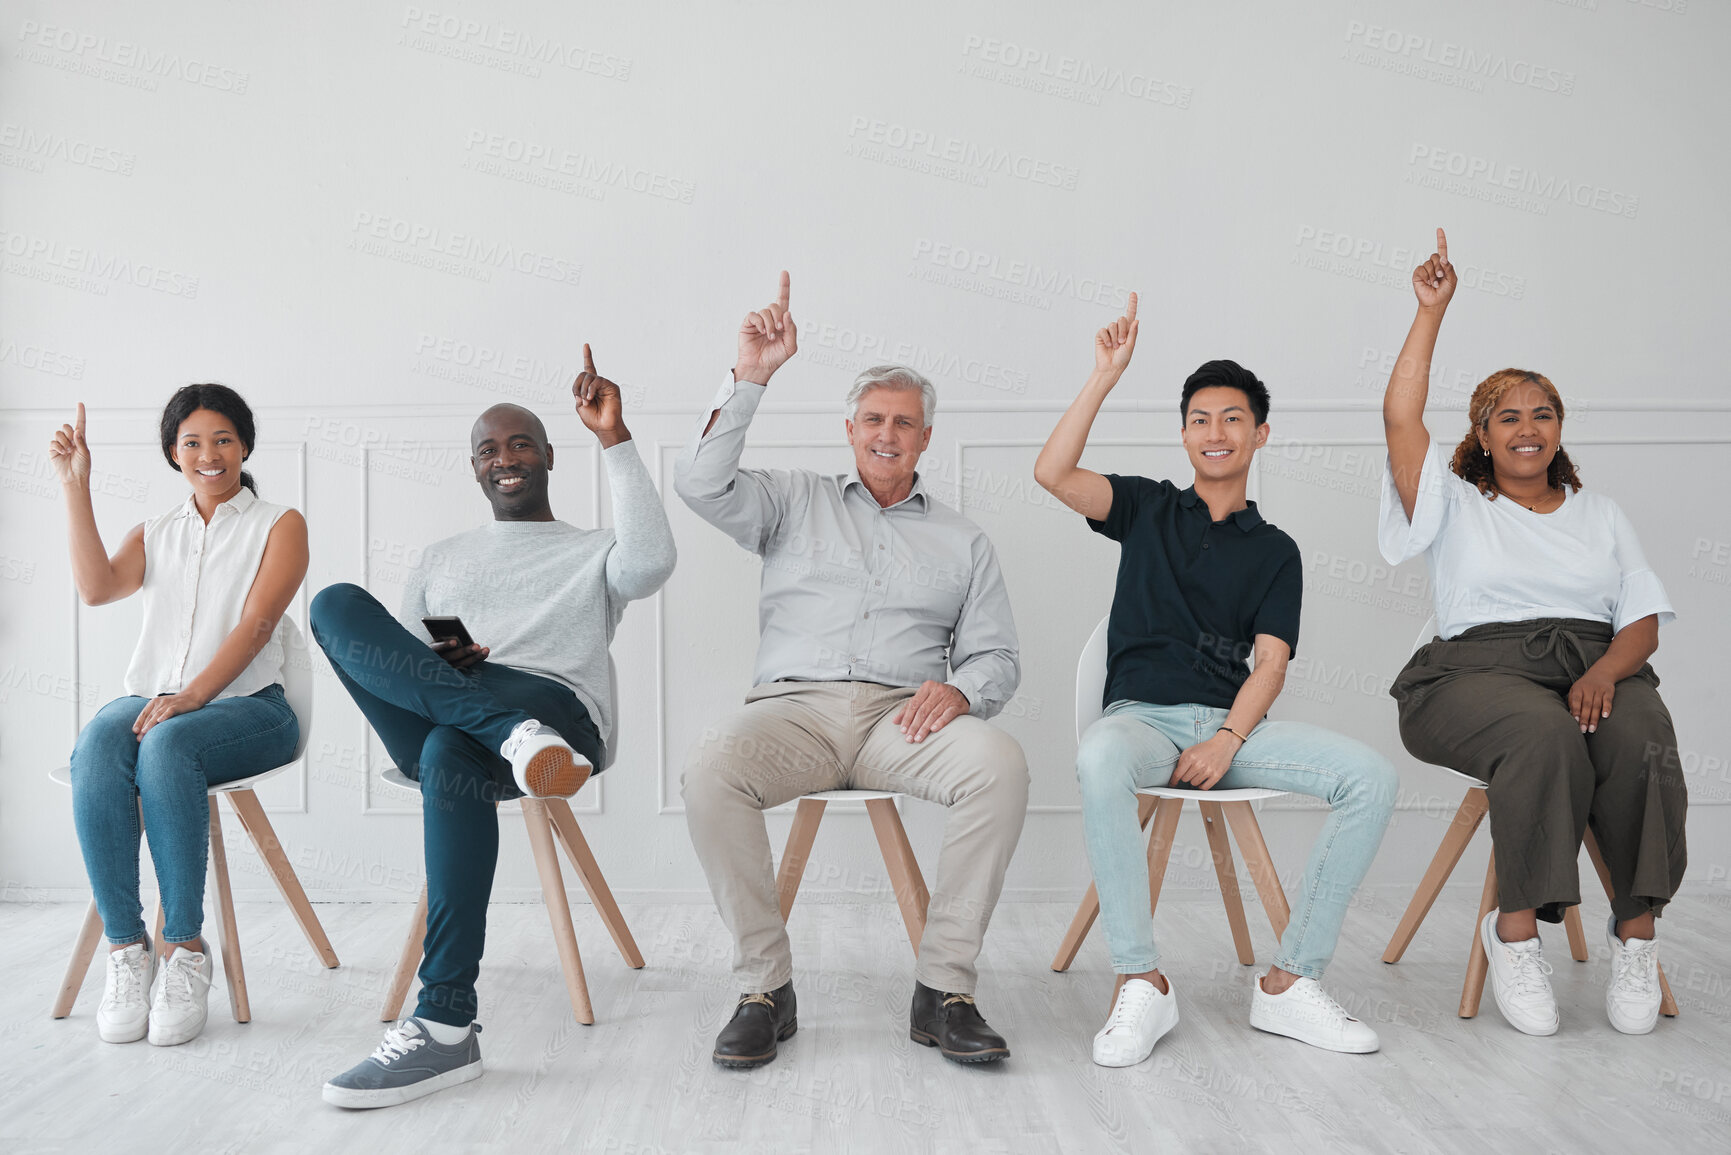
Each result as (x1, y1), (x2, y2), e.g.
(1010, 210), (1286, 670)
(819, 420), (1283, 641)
(674, 376), (1020, 718)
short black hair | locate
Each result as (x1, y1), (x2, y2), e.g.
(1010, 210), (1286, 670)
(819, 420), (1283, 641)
(159, 383), (258, 494)
(1179, 360), (1270, 426)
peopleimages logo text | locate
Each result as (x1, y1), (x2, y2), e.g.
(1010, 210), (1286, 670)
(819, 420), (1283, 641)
(1343, 21), (1575, 94)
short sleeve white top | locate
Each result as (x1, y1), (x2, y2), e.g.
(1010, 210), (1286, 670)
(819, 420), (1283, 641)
(1377, 438), (1673, 640)
(123, 486), (292, 699)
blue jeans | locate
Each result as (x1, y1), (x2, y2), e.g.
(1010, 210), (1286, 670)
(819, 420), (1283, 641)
(1076, 701), (1398, 979)
(310, 582), (603, 1028)
(70, 685), (298, 946)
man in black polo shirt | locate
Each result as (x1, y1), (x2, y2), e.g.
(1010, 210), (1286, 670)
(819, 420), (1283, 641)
(1034, 294), (1398, 1067)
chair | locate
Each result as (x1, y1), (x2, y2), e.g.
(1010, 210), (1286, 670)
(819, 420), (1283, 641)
(1380, 616), (1678, 1019)
(377, 659), (643, 1026)
(51, 616), (340, 1023)
(775, 789), (930, 955)
(1052, 616), (1291, 974)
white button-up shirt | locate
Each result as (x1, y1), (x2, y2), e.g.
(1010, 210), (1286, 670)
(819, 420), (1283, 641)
(674, 376), (1020, 717)
(123, 486), (291, 699)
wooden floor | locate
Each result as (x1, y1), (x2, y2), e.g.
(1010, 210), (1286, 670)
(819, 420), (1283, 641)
(3, 891), (1728, 1154)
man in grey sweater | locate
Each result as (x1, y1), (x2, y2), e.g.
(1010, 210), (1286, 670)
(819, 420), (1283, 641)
(310, 348), (676, 1108)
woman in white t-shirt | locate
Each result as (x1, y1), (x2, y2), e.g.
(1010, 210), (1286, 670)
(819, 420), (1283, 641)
(1378, 231), (1685, 1039)
(50, 385), (308, 1049)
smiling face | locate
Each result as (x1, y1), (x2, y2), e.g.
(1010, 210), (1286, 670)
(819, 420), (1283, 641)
(846, 385), (931, 501)
(172, 408), (249, 500)
(470, 405), (554, 520)
(1476, 381), (1560, 487)
(1181, 385), (1268, 483)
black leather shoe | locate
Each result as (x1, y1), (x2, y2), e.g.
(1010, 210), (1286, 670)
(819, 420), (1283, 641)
(713, 981), (797, 1069)
(909, 981), (1009, 1063)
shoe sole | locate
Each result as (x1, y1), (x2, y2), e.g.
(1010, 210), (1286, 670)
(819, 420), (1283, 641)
(1092, 1014), (1178, 1067)
(148, 1014), (210, 1047)
(522, 747), (588, 798)
(98, 1017), (149, 1044)
(1479, 916), (1558, 1036)
(713, 1019), (797, 1069)
(1248, 1013), (1379, 1054)
(909, 1028), (1009, 1064)
(323, 1060), (483, 1109)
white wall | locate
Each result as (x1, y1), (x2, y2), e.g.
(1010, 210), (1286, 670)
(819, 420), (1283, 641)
(4, 0), (1728, 916)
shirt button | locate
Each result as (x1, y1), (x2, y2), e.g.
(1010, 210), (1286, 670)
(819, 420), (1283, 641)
(1203, 543), (1211, 550)
(863, 612), (870, 619)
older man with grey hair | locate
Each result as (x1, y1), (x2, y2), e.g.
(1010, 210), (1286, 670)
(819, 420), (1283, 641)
(675, 272), (1028, 1070)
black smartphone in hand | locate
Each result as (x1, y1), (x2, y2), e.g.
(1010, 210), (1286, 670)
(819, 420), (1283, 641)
(423, 615), (477, 649)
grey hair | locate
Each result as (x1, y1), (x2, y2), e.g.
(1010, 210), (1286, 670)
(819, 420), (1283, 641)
(844, 364), (937, 427)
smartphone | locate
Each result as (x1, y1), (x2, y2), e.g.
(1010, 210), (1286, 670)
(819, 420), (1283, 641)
(423, 615), (477, 649)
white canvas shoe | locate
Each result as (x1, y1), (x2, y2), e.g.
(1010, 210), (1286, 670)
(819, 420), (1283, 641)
(499, 719), (587, 797)
(147, 948), (214, 1047)
(96, 940), (154, 1043)
(1091, 978), (1179, 1068)
(1479, 911), (1558, 1036)
(1603, 916), (1661, 1036)
(1249, 974), (1380, 1053)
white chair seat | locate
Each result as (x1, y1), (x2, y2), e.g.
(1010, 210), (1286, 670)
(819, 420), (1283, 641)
(803, 788), (903, 802)
(1135, 785), (1285, 803)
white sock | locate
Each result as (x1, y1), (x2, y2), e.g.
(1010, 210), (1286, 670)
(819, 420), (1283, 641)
(418, 1018), (470, 1044)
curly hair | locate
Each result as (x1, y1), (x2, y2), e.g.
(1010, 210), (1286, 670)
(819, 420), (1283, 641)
(1450, 368), (1582, 498)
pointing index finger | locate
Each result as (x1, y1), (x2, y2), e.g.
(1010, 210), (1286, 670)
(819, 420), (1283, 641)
(776, 269), (791, 309)
(1125, 291), (1138, 322)
(75, 401), (86, 438)
(582, 343), (596, 374)
(1436, 228), (1449, 264)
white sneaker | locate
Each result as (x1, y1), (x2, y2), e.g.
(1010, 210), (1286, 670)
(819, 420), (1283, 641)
(148, 947), (214, 1046)
(1248, 974), (1380, 1053)
(1091, 977), (1179, 1067)
(1604, 916), (1661, 1035)
(499, 719), (588, 798)
(1479, 910), (1558, 1036)
(97, 940), (154, 1043)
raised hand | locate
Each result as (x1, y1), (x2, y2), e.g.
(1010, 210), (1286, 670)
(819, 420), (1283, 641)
(1094, 291), (1140, 375)
(1412, 228), (1457, 311)
(48, 402), (92, 487)
(573, 344), (630, 448)
(735, 270), (798, 385)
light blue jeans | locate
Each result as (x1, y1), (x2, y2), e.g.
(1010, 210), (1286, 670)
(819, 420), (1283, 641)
(70, 686), (299, 946)
(1076, 700), (1398, 979)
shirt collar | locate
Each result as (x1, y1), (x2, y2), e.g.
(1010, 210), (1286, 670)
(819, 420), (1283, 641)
(1177, 485), (1264, 532)
(175, 485), (258, 520)
(844, 469), (930, 513)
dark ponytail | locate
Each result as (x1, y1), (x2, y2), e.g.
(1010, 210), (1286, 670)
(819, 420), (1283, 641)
(159, 383), (259, 494)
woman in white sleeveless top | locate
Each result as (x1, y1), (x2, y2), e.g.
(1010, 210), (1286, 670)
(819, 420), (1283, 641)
(50, 385), (308, 1048)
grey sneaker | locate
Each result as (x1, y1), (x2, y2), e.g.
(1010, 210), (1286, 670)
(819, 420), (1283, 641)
(323, 1018), (483, 1108)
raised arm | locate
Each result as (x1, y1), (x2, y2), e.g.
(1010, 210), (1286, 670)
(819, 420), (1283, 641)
(50, 403), (145, 606)
(700, 269), (799, 437)
(1385, 228), (1456, 521)
(1034, 292), (1138, 521)
(574, 345), (677, 600)
(133, 510), (309, 736)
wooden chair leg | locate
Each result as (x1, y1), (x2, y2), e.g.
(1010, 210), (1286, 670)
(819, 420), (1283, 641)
(1383, 789), (1489, 963)
(225, 790), (340, 968)
(1220, 801), (1290, 939)
(1198, 801), (1254, 966)
(776, 798), (828, 922)
(1143, 798), (1184, 916)
(1583, 828), (1679, 1016)
(545, 799), (644, 969)
(1051, 795), (1157, 973)
(207, 797), (250, 1023)
(1460, 851), (1498, 1019)
(381, 885), (428, 1022)
(865, 798), (930, 956)
(52, 900), (105, 1018)
(1563, 905), (1589, 963)
(522, 800), (593, 1025)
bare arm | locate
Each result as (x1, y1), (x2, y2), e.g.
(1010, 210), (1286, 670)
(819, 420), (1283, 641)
(1034, 292), (1138, 521)
(1567, 614), (1659, 735)
(50, 403), (147, 605)
(133, 510), (310, 736)
(1170, 634), (1290, 790)
(1385, 228), (1457, 522)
